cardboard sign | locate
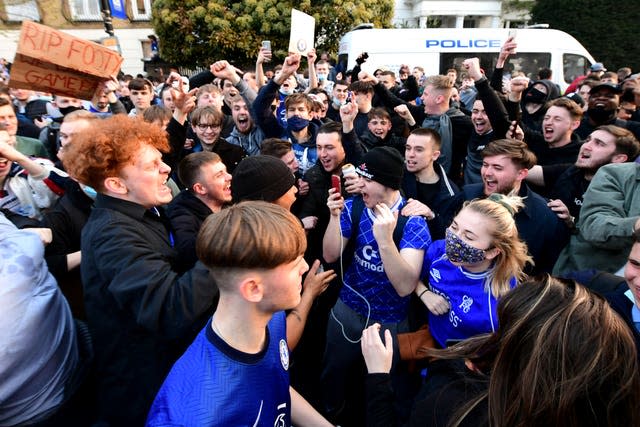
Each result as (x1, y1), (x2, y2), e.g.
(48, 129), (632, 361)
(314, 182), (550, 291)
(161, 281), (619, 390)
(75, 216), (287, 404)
(289, 9), (315, 57)
(9, 21), (123, 100)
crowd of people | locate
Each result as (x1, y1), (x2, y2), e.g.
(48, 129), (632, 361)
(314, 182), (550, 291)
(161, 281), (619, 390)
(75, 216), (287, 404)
(1, 34), (640, 427)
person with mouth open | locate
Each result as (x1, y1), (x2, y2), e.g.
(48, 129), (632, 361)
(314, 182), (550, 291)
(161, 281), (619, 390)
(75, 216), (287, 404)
(61, 114), (220, 426)
(321, 146), (431, 425)
(444, 138), (569, 275)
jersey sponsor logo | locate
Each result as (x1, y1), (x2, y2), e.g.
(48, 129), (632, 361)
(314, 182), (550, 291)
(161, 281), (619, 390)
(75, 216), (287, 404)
(362, 245), (378, 261)
(354, 245), (384, 272)
(574, 197), (583, 206)
(279, 339), (289, 370)
(430, 268), (441, 283)
(459, 295), (474, 313)
(449, 308), (462, 327)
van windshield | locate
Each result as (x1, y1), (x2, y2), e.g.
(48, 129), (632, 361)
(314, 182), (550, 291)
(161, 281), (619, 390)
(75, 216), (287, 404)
(440, 52), (551, 82)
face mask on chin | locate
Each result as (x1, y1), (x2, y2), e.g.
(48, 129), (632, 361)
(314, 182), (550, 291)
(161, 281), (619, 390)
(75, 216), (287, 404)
(280, 87), (294, 96)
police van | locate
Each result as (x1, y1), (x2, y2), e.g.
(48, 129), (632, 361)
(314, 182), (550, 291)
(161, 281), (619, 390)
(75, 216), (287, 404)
(338, 27), (595, 92)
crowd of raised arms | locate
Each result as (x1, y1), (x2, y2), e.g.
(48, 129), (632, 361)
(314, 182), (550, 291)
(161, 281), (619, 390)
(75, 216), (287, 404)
(1, 35), (640, 427)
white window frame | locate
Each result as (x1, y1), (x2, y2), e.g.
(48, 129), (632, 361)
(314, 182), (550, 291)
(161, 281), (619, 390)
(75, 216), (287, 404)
(68, 0), (103, 21)
(131, 0), (152, 21)
(4, 0), (41, 22)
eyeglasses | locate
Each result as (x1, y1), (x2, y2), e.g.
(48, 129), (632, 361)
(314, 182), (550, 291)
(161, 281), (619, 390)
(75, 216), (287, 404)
(196, 123), (221, 131)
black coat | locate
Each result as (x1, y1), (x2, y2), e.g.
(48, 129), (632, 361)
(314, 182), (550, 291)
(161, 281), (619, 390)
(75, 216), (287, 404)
(81, 194), (218, 425)
(167, 190), (215, 271)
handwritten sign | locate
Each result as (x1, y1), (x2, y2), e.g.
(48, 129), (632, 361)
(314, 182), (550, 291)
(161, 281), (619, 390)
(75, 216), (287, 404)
(289, 9), (315, 57)
(9, 21), (123, 100)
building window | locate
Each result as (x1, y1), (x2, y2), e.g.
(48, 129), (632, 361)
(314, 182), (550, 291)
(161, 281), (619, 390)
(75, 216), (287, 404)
(131, 0), (152, 21)
(68, 0), (102, 21)
(2, 0), (41, 22)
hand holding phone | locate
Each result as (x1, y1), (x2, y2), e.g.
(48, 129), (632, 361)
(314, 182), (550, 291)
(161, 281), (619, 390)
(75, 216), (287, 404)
(261, 40), (272, 63)
(331, 174), (341, 194)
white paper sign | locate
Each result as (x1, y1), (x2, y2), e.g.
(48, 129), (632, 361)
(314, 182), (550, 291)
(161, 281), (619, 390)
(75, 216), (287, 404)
(289, 9), (315, 56)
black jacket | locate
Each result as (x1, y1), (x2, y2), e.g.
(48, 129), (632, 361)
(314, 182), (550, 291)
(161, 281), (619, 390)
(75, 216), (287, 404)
(445, 183), (569, 274)
(81, 194), (218, 425)
(40, 180), (93, 318)
(401, 163), (459, 240)
(372, 82), (473, 181)
(167, 190), (214, 271)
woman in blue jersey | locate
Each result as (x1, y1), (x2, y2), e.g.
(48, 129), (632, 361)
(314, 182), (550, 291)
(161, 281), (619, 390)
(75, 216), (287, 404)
(415, 193), (531, 347)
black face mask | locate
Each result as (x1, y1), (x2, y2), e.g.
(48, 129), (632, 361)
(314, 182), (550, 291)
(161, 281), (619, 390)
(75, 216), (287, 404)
(524, 88), (547, 104)
(59, 105), (83, 116)
(588, 106), (615, 123)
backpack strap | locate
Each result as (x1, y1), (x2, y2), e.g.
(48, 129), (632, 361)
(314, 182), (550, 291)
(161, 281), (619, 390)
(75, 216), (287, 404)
(340, 195), (409, 266)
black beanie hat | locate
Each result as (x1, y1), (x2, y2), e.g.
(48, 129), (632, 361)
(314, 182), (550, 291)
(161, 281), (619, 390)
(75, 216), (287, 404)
(355, 146), (404, 190)
(232, 155), (295, 203)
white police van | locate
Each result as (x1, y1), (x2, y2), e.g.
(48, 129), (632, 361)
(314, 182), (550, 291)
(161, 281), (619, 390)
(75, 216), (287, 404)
(338, 27), (595, 92)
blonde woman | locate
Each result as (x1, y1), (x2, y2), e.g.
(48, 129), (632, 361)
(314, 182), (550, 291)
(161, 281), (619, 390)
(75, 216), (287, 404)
(415, 193), (531, 347)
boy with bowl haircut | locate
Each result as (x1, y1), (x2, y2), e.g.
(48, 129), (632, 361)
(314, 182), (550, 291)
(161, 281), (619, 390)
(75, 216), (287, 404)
(146, 201), (332, 426)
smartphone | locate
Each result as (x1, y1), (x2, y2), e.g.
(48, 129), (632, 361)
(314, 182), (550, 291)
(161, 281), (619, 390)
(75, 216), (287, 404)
(345, 91), (352, 104)
(510, 119), (520, 139)
(331, 174), (341, 194)
(508, 29), (517, 41)
(261, 40), (271, 51)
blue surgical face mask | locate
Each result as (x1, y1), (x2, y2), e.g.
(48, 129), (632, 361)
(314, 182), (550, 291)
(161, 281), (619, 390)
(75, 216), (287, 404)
(280, 87), (294, 96)
(79, 183), (97, 200)
(332, 96), (345, 108)
(286, 115), (309, 132)
(445, 229), (487, 264)
(317, 73), (328, 82)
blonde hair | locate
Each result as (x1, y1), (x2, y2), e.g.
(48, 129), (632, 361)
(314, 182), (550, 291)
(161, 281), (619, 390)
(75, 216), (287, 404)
(462, 194), (532, 297)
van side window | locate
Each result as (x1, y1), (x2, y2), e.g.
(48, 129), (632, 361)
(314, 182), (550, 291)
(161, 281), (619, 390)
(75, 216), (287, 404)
(563, 54), (590, 84)
(440, 53), (551, 82)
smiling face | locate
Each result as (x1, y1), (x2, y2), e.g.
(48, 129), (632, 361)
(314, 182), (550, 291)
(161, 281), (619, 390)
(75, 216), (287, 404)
(367, 115), (392, 139)
(471, 100), (491, 135)
(332, 84), (349, 104)
(481, 154), (526, 196)
(116, 144), (172, 208)
(316, 131), (345, 174)
(588, 87), (619, 112)
(193, 118), (222, 148)
(194, 160), (232, 211)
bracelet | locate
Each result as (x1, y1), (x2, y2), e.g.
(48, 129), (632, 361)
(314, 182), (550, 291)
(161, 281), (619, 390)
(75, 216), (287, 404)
(418, 288), (429, 299)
